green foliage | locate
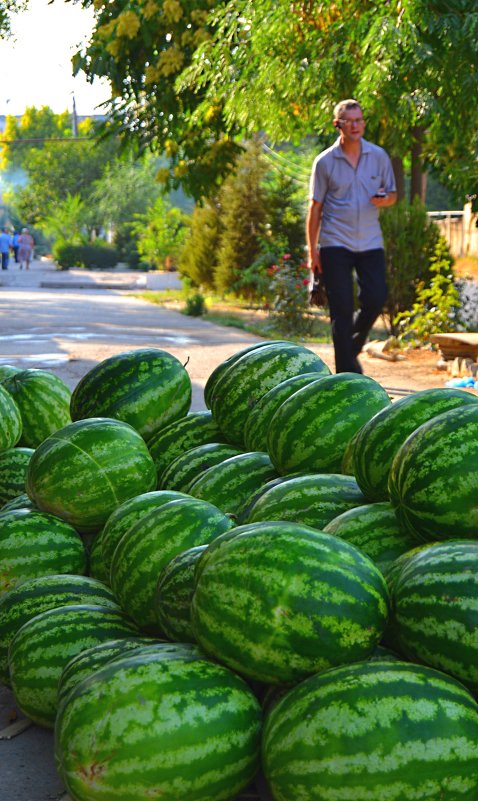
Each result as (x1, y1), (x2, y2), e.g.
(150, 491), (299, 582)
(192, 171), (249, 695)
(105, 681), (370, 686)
(214, 139), (268, 298)
(267, 253), (312, 337)
(54, 243), (120, 271)
(44, 195), (89, 258)
(380, 198), (443, 334)
(394, 239), (460, 347)
(132, 195), (188, 269)
(178, 199), (221, 290)
(184, 292), (207, 317)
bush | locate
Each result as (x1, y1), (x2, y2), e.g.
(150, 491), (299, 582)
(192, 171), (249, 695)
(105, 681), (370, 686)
(184, 292), (206, 317)
(394, 238), (461, 347)
(380, 198), (443, 334)
(267, 253), (312, 337)
(54, 244), (119, 270)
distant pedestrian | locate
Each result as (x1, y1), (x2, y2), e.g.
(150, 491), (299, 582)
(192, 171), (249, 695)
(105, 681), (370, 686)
(11, 230), (19, 263)
(18, 228), (34, 270)
(0, 228), (11, 270)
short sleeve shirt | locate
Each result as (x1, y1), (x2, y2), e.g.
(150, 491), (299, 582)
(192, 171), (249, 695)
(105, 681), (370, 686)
(309, 138), (396, 252)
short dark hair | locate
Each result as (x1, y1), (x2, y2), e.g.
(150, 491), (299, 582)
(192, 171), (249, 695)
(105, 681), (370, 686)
(333, 99), (362, 120)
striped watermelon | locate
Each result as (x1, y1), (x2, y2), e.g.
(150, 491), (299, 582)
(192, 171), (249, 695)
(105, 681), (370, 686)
(0, 383), (22, 451)
(57, 635), (160, 708)
(238, 475), (300, 525)
(211, 342), (330, 448)
(2, 368), (71, 448)
(204, 340), (289, 409)
(110, 497), (234, 634)
(391, 540), (478, 694)
(70, 348), (192, 442)
(9, 603), (138, 727)
(0, 447), (34, 505)
(0, 365), (21, 381)
(353, 387), (478, 502)
(55, 652), (261, 801)
(0, 573), (118, 685)
(267, 372), (391, 475)
(187, 452), (278, 517)
(389, 405), (478, 541)
(155, 545), (207, 642)
(243, 371), (330, 452)
(100, 490), (192, 581)
(148, 410), (227, 483)
(192, 522), (389, 684)
(245, 473), (366, 529)
(26, 417), (157, 534)
(159, 442), (243, 492)
(0, 492), (35, 513)
(262, 659), (478, 801)
(0, 508), (86, 597)
(323, 502), (419, 574)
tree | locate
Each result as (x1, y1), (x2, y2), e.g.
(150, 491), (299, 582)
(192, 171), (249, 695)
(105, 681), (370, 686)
(180, 0), (478, 202)
(1, 109), (119, 226)
(178, 200), (222, 289)
(214, 139), (268, 296)
(132, 195), (188, 269)
(74, 0), (242, 199)
(0, 0), (27, 40)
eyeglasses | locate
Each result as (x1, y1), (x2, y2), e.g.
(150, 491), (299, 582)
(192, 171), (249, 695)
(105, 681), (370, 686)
(340, 118), (365, 126)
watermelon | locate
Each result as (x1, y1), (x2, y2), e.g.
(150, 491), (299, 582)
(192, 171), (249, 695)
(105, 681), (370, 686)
(0, 508), (86, 597)
(391, 540), (478, 694)
(155, 544), (207, 642)
(187, 452), (278, 517)
(55, 652), (261, 801)
(87, 531), (110, 583)
(2, 368), (71, 448)
(243, 371), (330, 452)
(159, 442), (243, 492)
(389, 405), (478, 541)
(0, 365), (22, 381)
(192, 522), (389, 684)
(323, 501), (419, 574)
(353, 387), (478, 502)
(26, 417), (157, 534)
(148, 410), (227, 483)
(57, 635), (160, 708)
(204, 340), (290, 409)
(0, 492), (35, 512)
(211, 342), (330, 447)
(0, 447), (34, 505)
(110, 497), (234, 634)
(9, 603), (138, 727)
(100, 489), (192, 581)
(262, 659), (478, 801)
(70, 348), (192, 442)
(245, 473), (367, 529)
(0, 573), (118, 685)
(0, 383), (22, 451)
(267, 372), (391, 475)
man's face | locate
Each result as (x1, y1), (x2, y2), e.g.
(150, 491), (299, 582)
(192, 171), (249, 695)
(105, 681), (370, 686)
(336, 107), (365, 143)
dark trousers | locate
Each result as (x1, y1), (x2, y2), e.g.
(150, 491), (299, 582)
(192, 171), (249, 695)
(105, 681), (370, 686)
(320, 247), (387, 374)
(1, 252), (8, 270)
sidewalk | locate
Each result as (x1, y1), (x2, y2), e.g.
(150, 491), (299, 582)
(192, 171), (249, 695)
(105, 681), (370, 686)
(0, 257), (182, 292)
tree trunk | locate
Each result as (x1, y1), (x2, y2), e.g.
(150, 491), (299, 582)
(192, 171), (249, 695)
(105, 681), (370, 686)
(410, 126), (426, 202)
(391, 156), (405, 201)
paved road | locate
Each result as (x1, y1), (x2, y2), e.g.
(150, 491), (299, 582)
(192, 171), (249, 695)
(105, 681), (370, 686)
(0, 260), (332, 801)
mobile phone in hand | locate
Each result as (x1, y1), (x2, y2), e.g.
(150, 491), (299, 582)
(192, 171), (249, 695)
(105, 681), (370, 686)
(374, 191), (387, 198)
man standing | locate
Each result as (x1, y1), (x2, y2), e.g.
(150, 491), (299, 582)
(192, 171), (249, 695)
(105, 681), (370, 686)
(0, 228), (11, 271)
(307, 99), (397, 373)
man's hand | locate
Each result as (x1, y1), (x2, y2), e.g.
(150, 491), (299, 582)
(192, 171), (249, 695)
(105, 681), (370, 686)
(308, 248), (322, 274)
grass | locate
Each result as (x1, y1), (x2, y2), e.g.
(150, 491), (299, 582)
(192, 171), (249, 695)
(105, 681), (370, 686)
(137, 288), (338, 343)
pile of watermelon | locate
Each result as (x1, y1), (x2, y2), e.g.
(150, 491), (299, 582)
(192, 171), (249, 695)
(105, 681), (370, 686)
(0, 342), (478, 801)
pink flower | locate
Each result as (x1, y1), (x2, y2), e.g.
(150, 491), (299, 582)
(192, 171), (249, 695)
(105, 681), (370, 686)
(283, 253), (291, 260)
(302, 278), (309, 285)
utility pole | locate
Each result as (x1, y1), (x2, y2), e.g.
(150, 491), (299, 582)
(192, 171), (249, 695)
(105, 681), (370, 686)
(71, 93), (78, 137)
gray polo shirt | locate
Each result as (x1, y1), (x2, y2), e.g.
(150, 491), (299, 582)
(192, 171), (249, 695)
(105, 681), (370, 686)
(309, 137), (396, 252)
